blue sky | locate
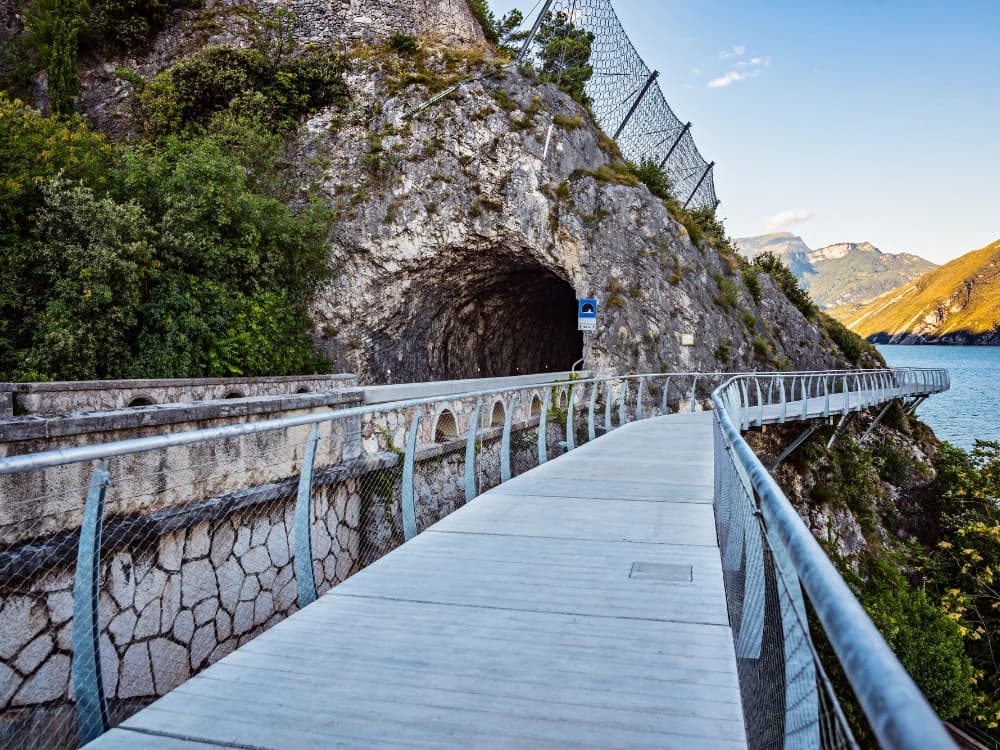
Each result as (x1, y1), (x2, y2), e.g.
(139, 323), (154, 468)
(490, 0), (999, 264)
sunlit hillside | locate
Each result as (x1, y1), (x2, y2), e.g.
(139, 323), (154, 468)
(835, 239), (1000, 343)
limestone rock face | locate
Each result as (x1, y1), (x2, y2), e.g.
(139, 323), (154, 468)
(73, 0), (484, 135)
(301, 62), (845, 381)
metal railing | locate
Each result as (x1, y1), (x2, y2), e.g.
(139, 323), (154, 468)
(711, 367), (955, 749)
(0, 369), (725, 749)
(0, 366), (956, 749)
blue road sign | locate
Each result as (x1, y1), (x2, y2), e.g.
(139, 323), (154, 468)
(578, 298), (597, 331)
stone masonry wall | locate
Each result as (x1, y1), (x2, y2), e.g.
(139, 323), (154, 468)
(0, 389), (561, 748)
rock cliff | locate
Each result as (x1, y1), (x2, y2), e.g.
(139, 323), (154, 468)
(295, 51), (852, 381)
(19, 0), (859, 380)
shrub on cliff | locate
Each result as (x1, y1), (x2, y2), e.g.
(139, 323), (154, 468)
(753, 250), (815, 318)
(138, 45), (348, 134)
(536, 10), (594, 105)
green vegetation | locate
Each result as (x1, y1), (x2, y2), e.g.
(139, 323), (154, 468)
(778, 419), (1000, 737)
(137, 44), (347, 134)
(387, 32), (418, 55)
(535, 10), (594, 104)
(0, 30), (343, 381)
(753, 250), (815, 317)
(25, 0), (88, 115)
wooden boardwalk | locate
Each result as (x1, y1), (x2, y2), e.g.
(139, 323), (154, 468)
(88, 412), (747, 749)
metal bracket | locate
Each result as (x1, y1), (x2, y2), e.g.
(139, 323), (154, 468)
(402, 411), (422, 540)
(826, 411), (853, 450)
(767, 424), (819, 471)
(537, 389), (551, 465)
(465, 399), (482, 502)
(294, 425), (322, 608)
(73, 460), (111, 744)
(857, 399), (896, 446)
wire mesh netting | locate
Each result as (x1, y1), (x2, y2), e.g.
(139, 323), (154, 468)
(714, 418), (859, 750)
(520, 0), (719, 210)
(0, 385), (591, 748)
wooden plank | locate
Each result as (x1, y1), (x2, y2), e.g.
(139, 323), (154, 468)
(87, 411), (747, 750)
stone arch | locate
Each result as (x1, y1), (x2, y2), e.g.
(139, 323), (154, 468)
(224, 390), (245, 399)
(490, 399), (506, 427)
(558, 389), (568, 409)
(295, 386), (310, 394)
(433, 408), (459, 442)
(127, 395), (155, 408)
(529, 394), (542, 417)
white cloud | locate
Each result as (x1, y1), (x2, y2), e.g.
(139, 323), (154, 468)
(720, 44), (746, 59)
(707, 55), (769, 89)
(707, 71), (747, 88)
(765, 209), (814, 232)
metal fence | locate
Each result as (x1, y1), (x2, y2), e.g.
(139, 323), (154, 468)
(711, 368), (955, 750)
(516, 0), (719, 210)
(0, 370), (726, 749)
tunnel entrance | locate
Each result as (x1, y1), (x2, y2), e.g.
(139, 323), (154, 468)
(368, 256), (584, 381)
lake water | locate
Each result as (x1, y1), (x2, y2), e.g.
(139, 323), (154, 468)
(876, 345), (1000, 450)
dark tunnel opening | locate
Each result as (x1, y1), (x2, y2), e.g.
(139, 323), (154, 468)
(367, 258), (584, 382)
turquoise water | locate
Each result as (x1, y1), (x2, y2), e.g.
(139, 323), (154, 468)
(876, 345), (1000, 450)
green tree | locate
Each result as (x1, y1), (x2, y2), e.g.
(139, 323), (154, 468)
(26, 0), (88, 115)
(535, 10), (594, 104)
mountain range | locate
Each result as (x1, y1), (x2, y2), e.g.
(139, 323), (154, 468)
(734, 232), (937, 311)
(833, 239), (1000, 344)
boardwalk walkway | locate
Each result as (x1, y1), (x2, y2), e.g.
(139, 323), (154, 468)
(89, 412), (746, 749)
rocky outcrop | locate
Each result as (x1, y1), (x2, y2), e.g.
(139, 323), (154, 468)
(300, 56), (848, 382)
(74, 0), (484, 134)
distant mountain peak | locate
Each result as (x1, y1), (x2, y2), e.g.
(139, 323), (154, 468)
(735, 233), (937, 310)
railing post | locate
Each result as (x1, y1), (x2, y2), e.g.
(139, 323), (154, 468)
(658, 122), (691, 169)
(823, 376), (830, 417)
(73, 460), (111, 745)
(636, 377), (645, 420)
(565, 385), (577, 450)
(661, 375), (671, 414)
(501, 395), (516, 482)
(613, 70), (659, 139)
(294, 425), (322, 608)
(605, 381), (614, 432)
(619, 380), (628, 425)
(755, 378), (764, 426)
(402, 410), (421, 540)
(465, 399), (482, 502)
(683, 161), (714, 209)
(587, 383), (597, 441)
(843, 374), (850, 414)
(689, 376), (698, 413)
(778, 377), (787, 423)
(513, 0), (554, 64)
(538, 390), (552, 465)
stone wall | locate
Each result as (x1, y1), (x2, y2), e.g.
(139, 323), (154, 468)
(1, 374), (357, 417)
(0, 386), (568, 748)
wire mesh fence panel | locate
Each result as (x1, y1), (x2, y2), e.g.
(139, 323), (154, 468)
(714, 419), (860, 750)
(521, 0), (718, 210)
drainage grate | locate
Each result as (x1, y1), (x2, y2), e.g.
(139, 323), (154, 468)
(629, 562), (693, 582)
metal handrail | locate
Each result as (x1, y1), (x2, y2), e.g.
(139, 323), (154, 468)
(711, 368), (955, 750)
(0, 370), (734, 475)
